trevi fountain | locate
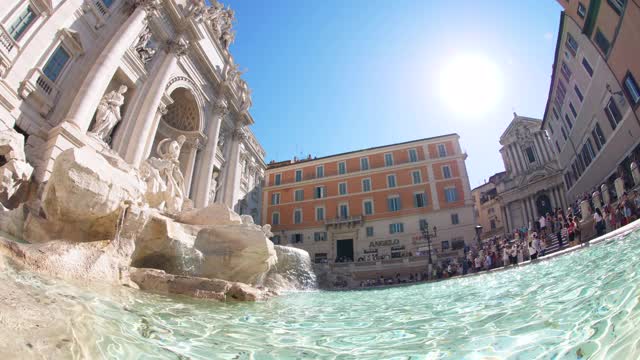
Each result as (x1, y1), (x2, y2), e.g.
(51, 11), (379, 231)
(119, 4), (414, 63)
(0, 0), (639, 359)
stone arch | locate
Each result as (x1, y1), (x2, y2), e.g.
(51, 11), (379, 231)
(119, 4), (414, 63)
(164, 76), (206, 133)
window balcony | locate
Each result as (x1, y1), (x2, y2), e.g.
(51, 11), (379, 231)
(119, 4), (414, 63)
(325, 215), (362, 227)
(19, 68), (60, 116)
(82, 0), (113, 29)
(0, 25), (19, 77)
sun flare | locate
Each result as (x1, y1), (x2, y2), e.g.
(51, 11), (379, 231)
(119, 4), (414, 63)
(438, 53), (503, 116)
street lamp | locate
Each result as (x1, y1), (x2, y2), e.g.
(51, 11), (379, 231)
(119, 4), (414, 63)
(421, 222), (437, 280)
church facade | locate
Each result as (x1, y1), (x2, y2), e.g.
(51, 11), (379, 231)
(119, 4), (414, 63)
(0, 0), (264, 221)
(495, 114), (567, 232)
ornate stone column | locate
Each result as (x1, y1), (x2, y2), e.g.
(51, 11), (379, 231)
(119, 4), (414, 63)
(631, 162), (640, 186)
(64, 1), (160, 132)
(182, 139), (201, 198)
(601, 183), (611, 205)
(192, 97), (228, 208)
(123, 38), (189, 166)
(139, 94), (173, 161)
(580, 200), (592, 219)
(220, 125), (246, 208)
(592, 190), (602, 210)
(614, 177), (625, 199)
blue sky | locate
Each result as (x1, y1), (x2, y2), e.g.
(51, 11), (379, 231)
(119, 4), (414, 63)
(222, 0), (563, 188)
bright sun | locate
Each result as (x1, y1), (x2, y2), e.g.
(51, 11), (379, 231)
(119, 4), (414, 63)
(438, 53), (503, 116)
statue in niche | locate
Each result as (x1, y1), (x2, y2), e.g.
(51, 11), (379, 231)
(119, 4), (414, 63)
(89, 85), (128, 143)
(238, 79), (252, 112)
(145, 135), (187, 214)
(217, 130), (226, 149)
(208, 170), (221, 205)
(134, 26), (156, 64)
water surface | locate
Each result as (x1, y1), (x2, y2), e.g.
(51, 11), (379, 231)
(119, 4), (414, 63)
(1, 229), (640, 359)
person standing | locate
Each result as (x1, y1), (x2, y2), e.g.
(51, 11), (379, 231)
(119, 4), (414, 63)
(529, 234), (539, 260)
(594, 208), (606, 237)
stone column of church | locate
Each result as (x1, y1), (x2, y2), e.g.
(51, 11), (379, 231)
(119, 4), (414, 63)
(192, 97), (228, 208)
(508, 145), (521, 175)
(62, 3), (156, 132)
(123, 40), (187, 166)
(522, 198), (531, 228)
(519, 200), (526, 230)
(505, 203), (513, 233)
(551, 187), (560, 211)
(220, 126), (245, 208)
(529, 196), (537, 221)
(500, 205), (509, 234)
(537, 132), (552, 163)
(514, 145), (527, 174)
(139, 95), (173, 160)
(533, 133), (546, 164)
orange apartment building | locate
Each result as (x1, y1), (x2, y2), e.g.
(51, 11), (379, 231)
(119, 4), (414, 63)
(261, 134), (475, 280)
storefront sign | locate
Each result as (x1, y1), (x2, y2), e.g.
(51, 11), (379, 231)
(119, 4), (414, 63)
(363, 248), (379, 254)
(369, 239), (400, 248)
(391, 245), (405, 251)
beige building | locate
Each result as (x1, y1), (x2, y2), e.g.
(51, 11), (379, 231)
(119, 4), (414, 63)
(542, 7), (640, 203)
(496, 114), (567, 232)
(0, 0), (265, 221)
(471, 171), (506, 239)
(262, 135), (476, 281)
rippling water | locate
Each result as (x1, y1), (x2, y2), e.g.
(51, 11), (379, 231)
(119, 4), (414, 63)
(2, 228), (640, 359)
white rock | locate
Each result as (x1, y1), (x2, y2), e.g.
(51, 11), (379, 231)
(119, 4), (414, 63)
(176, 202), (242, 226)
(194, 224), (277, 285)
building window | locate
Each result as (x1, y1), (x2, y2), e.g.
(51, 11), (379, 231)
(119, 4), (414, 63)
(294, 209), (303, 224)
(594, 29), (611, 55)
(314, 231), (327, 241)
(548, 122), (554, 135)
(451, 213), (459, 225)
(444, 188), (458, 203)
(577, 2), (587, 18)
(437, 144), (447, 157)
(592, 123), (607, 151)
(574, 85), (584, 102)
(294, 189), (304, 202)
(442, 165), (452, 179)
(388, 196), (401, 212)
(272, 212), (280, 225)
(565, 33), (578, 56)
(339, 203), (349, 218)
(490, 219), (496, 230)
(525, 147), (536, 163)
(271, 193), (280, 205)
(362, 178), (371, 192)
(565, 114), (573, 129)
(338, 161), (346, 175)
(314, 186), (325, 199)
(441, 241), (450, 250)
(363, 200), (374, 215)
(295, 169), (302, 182)
(556, 141), (561, 153)
(387, 174), (397, 188)
(561, 126), (568, 141)
(389, 223), (404, 234)
(316, 207), (325, 221)
(560, 61), (572, 82)
(384, 153), (394, 166)
(291, 233), (303, 244)
(8, 6), (36, 41)
(412, 170), (421, 184)
(366, 226), (374, 237)
(414, 192), (427, 208)
(419, 219), (428, 231)
(338, 182), (347, 195)
(271, 235), (281, 245)
(604, 98), (623, 130)
(360, 157), (369, 170)
(581, 57), (593, 77)
(569, 102), (578, 118)
(316, 165), (324, 178)
(102, 0), (115, 7)
(552, 107), (560, 120)
(607, 0), (626, 15)
(623, 72), (640, 105)
(42, 46), (71, 82)
(408, 148), (418, 162)
(274, 174), (281, 185)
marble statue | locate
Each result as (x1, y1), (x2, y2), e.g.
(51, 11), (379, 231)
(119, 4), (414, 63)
(134, 27), (156, 64)
(217, 130), (226, 149)
(208, 170), (221, 205)
(239, 79), (252, 112)
(0, 129), (33, 209)
(89, 85), (128, 142)
(146, 135), (187, 214)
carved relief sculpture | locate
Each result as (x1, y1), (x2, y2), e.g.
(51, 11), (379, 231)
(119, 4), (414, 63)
(89, 85), (128, 143)
(134, 26), (156, 64)
(145, 135), (187, 214)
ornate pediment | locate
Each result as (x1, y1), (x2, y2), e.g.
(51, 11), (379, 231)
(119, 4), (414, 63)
(499, 114), (543, 146)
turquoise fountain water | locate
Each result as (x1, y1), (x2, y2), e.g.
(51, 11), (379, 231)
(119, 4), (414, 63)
(2, 228), (640, 359)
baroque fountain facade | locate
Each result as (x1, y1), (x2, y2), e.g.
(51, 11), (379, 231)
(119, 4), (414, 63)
(0, 0), (315, 300)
